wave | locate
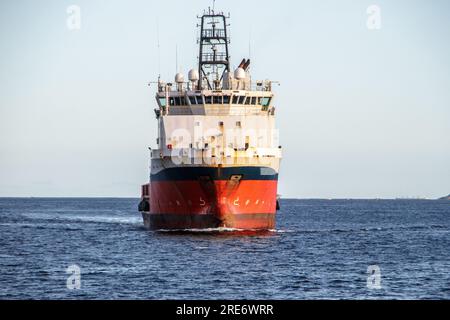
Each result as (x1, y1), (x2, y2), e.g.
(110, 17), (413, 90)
(61, 215), (141, 225)
(19, 212), (142, 226)
(155, 227), (254, 232)
(153, 227), (284, 234)
(295, 224), (448, 234)
(153, 224), (447, 234)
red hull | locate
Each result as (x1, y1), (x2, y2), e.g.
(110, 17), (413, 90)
(140, 179), (278, 230)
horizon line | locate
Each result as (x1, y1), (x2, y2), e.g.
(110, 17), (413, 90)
(0, 196), (446, 200)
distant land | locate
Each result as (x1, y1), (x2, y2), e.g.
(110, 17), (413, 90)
(438, 194), (450, 200)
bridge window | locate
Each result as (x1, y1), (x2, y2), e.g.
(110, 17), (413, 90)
(213, 96), (222, 104)
(188, 96), (197, 105)
(168, 96), (188, 106)
(251, 97), (257, 105)
(232, 96), (239, 104)
(261, 97), (271, 106)
(204, 96), (212, 104)
(158, 98), (166, 107)
(223, 95), (230, 104)
(245, 97), (251, 105)
(238, 96), (246, 104)
(196, 96), (203, 104)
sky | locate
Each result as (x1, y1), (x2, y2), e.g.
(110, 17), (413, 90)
(0, 0), (449, 198)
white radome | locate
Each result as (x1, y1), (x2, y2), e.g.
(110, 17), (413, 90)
(188, 69), (199, 82)
(234, 67), (246, 80)
(175, 73), (185, 83)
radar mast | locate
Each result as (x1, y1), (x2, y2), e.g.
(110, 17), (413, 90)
(197, 8), (230, 90)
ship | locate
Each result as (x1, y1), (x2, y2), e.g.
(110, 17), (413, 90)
(138, 8), (282, 230)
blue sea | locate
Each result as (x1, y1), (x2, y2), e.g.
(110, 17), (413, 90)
(0, 198), (449, 299)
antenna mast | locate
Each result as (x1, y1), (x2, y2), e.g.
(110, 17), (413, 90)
(197, 8), (230, 90)
(175, 44), (178, 73)
(156, 19), (161, 79)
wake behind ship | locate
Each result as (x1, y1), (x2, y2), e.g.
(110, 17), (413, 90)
(138, 8), (282, 230)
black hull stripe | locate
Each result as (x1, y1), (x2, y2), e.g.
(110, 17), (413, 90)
(142, 212), (276, 230)
(150, 166), (278, 181)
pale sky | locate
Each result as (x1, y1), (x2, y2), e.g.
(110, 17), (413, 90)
(0, 0), (449, 198)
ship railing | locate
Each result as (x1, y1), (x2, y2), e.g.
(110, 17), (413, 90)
(201, 28), (227, 38)
(201, 53), (228, 63)
(157, 81), (276, 93)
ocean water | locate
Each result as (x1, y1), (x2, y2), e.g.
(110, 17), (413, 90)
(0, 198), (449, 300)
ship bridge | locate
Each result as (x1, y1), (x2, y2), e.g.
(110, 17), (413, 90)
(152, 8), (277, 117)
(154, 85), (275, 117)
